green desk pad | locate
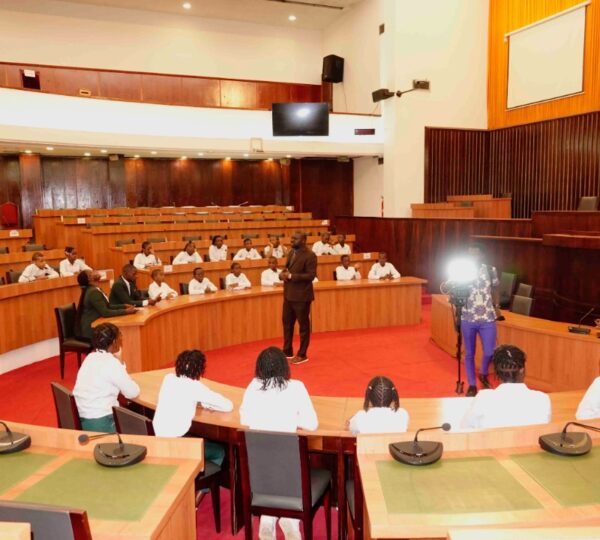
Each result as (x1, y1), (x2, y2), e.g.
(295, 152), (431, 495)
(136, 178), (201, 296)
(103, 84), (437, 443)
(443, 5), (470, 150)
(376, 456), (542, 514)
(0, 452), (56, 494)
(511, 450), (600, 507)
(15, 458), (177, 521)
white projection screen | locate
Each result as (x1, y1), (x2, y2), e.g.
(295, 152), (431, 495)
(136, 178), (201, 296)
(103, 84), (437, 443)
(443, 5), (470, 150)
(506, 2), (588, 109)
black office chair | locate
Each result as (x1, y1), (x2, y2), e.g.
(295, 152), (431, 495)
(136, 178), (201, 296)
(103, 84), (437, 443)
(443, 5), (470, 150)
(498, 272), (517, 309)
(219, 277), (226, 290)
(146, 237), (167, 244)
(333, 270), (337, 280)
(0, 246), (8, 254)
(345, 447), (364, 540)
(241, 233), (259, 239)
(183, 235), (201, 242)
(511, 295), (533, 316)
(239, 430), (332, 540)
(112, 406), (155, 436)
(229, 218), (243, 222)
(50, 382), (82, 430)
(6, 270), (21, 284)
(203, 254), (211, 262)
(22, 243), (45, 252)
(268, 232), (284, 238)
(85, 222), (105, 228)
(54, 303), (92, 379)
(515, 283), (533, 298)
(0, 501), (92, 540)
(115, 239), (135, 247)
(179, 282), (189, 295)
(577, 196), (599, 211)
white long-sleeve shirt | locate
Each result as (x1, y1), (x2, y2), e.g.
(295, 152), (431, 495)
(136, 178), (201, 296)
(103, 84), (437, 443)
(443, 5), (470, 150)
(234, 247), (262, 261)
(335, 266), (361, 281)
(73, 350), (140, 419)
(264, 244), (286, 258)
(368, 262), (400, 280)
(189, 277), (218, 295)
(333, 243), (351, 255)
(460, 383), (551, 430)
(576, 377), (600, 420)
(133, 252), (161, 270)
(261, 268), (283, 286)
(172, 250), (202, 265)
(312, 241), (335, 256)
(152, 373), (233, 437)
(225, 272), (252, 289)
(240, 378), (318, 432)
(148, 281), (178, 300)
(59, 258), (91, 277)
(349, 407), (410, 435)
(18, 263), (59, 283)
(208, 244), (228, 262)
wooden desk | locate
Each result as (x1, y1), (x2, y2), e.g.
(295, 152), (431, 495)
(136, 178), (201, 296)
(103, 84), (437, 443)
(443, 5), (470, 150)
(358, 421), (600, 539)
(447, 527), (600, 540)
(542, 233), (600, 250)
(411, 204), (475, 219)
(0, 249), (65, 278)
(0, 421), (202, 540)
(532, 211), (600, 237)
(0, 271), (113, 355)
(0, 522), (30, 540)
(446, 196), (512, 218)
(430, 294), (600, 392)
(0, 230), (33, 253)
(447, 194), (493, 202)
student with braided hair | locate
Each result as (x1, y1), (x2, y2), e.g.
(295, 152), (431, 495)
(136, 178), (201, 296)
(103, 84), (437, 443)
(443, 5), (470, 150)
(461, 345), (551, 430)
(349, 376), (409, 434)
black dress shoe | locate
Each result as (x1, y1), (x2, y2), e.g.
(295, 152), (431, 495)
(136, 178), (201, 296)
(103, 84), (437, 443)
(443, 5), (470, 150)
(478, 374), (491, 389)
(466, 385), (478, 397)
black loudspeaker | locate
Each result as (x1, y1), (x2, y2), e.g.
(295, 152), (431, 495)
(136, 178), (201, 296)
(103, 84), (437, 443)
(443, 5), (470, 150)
(322, 55), (344, 83)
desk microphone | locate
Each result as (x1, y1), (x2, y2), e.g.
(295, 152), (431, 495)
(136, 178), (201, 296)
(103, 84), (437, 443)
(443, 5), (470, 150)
(239, 201), (249, 206)
(539, 421), (600, 456)
(78, 431), (146, 467)
(0, 421), (31, 454)
(389, 423), (451, 466)
(568, 307), (595, 335)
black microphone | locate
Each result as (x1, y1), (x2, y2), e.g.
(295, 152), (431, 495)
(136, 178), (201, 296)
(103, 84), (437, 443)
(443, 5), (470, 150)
(78, 431), (146, 467)
(389, 423), (452, 466)
(0, 421), (31, 454)
(560, 421), (600, 441)
(239, 201), (249, 206)
(568, 307), (595, 335)
(78, 432), (124, 447)
(539, 421), (600, 456)
(413, 422), (451, 442)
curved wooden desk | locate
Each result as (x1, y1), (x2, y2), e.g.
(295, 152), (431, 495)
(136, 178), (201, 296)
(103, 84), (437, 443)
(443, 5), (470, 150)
(97, 278), (426, 374)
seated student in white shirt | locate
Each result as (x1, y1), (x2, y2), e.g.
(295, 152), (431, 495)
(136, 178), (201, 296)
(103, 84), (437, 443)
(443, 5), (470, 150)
(261, 256), (283, 286)
(148, 268), (178, 301)
(312, 231), (336, 256)
(461, 345), (551, 430)
(234, 237), (262, 261)
(576, 376), (600, 419)
(225, 262), (252, 290)
(333, 233), (352, 255)
(73, 322), (140, 432)
(263, 235), (287, 259)
(59, 246), (92, 277)
(133, 241), (162, 270)
(18, 252), (59, 283)
(208, 235), (228, 262)
(367, 252), (401, 280)
(240, 347), (318, 540)
(172, 241), (202, 265)
(153, 349), (233, 466)
(349, 376), (409, 434)
(188, 267), (218, 295)
(336, 255), (361, 281)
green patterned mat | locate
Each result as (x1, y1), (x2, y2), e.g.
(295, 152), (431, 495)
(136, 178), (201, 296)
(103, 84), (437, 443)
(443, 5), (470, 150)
(0, 452), (55, 494)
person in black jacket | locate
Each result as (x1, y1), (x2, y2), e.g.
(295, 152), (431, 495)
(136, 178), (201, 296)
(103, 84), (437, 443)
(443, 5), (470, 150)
(109, 264), (159, 308)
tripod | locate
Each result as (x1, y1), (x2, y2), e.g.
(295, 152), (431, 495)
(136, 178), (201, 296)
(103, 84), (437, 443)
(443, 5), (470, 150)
(449, 297), (466, 395)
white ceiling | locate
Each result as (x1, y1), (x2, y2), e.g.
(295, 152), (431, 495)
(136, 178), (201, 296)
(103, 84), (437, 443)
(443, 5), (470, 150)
(64, 0), (362, 30)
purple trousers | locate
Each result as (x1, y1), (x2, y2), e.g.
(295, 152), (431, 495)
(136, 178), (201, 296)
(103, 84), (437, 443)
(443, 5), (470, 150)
(460, 320), (497, 386)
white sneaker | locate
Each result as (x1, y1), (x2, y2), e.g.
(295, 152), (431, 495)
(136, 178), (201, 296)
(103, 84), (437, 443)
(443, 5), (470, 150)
(259, 516), (277, 540)
(279, 517), (302, 540)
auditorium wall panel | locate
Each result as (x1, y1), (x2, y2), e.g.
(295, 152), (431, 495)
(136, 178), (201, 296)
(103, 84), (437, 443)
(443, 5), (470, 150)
(0, 156), (21, 225)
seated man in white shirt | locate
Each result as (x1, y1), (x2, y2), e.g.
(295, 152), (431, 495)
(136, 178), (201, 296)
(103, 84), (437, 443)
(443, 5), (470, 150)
(461, 345), (551, 430)
(336, 255), (361, 281)
(576, 376), (600, 419)
(261, 256), (283, 286)
(133, 241), (162, 270)
(225, 262), (252, 290)
(148, 269), (178, 301)
(263, 235), (287, 259)
(333, 234), (351, 255)
(312, 231), (335, 256)
(234, 237), (262, 260)
(208, 235), (228, 262)
(188, 267), (218, 295)
(172, 241), (202, 265)
(59, 246), (92, 276)
(367, 252), (401, 280)
(18, 252), (59, 283)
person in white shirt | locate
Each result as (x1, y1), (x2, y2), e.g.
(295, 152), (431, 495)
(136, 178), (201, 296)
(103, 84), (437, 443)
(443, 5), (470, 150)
(240, 347), (318, 540)
(368, 252), (401, 280)
(188, 267), (218, 295)
(234, 237), (262, 261)
(18, 252), (59, 283)
(576, 377), (600, 420)
(225, 262), (252, 290)
(208, 235), (228, 262)
(73, 322), (140, 432)
(349, 376), (409, 434)
(133, 241), (162, 270)
(335, 255), (361, 281)
(153, 349), (233, 466)
(461, 345), (551, 430)
(59, 246), (92, 276)
(263, 235), (287, 259)
(312, 231), (335, 256)
(261, 257), (283, 286)
(148, 269), (178, 301)
(172, 241), (202, 265)
(333, 234), (351, 255)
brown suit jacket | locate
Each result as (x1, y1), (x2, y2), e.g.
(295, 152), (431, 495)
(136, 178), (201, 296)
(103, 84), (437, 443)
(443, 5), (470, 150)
(283, 246), (317, 302)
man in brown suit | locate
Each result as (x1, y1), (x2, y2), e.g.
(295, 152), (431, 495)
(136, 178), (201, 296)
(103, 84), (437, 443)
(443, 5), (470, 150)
(280, 232), (317, 364)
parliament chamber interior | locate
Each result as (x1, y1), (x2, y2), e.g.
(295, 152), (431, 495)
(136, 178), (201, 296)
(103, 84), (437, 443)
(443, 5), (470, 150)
(0, 0), (600, 539)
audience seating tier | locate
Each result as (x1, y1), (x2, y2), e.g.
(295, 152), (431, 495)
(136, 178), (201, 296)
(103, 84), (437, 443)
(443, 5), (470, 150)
(0, 248), (65, 278)
(0, 229), (34, 253)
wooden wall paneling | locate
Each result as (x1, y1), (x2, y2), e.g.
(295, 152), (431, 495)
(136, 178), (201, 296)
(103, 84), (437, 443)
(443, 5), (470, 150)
(18, 154), (43, 229)
(124, 158), (140, 208)
(141, 74), (183, 105)
(98, 71), (142, 101)
(107, 157), (126, 208)
(0, 64), (6, 86)
(49, 67), (100, 97)
(76, 158), (109, 208)
(42, 157), (76, 209)
(0, 155), (22, 226)
(256, 82), (291, 109)
(179, 77), (221, 108)
(220, 80), (257, 109)
(290, 84), (323, 103)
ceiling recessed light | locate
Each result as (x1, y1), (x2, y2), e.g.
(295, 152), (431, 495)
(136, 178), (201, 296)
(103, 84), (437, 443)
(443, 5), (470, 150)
(286, 154), (292, 158)
(243, 153), (249, 158)
(100, 149), (107, 153)
(24, 150), (32, 154)
(182, 2), (191, 9)
(133, 154), (140, 158)
(288, 14), (297, 21)
(46, 146), (54, 151)
(84, 152), (91, 157)
(150, 151), (157, 155)
(224, 157), (231, 161)
(197, 152), (204, 156)
(181, 156), (188, 160)
(267, 158), (274, 161)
